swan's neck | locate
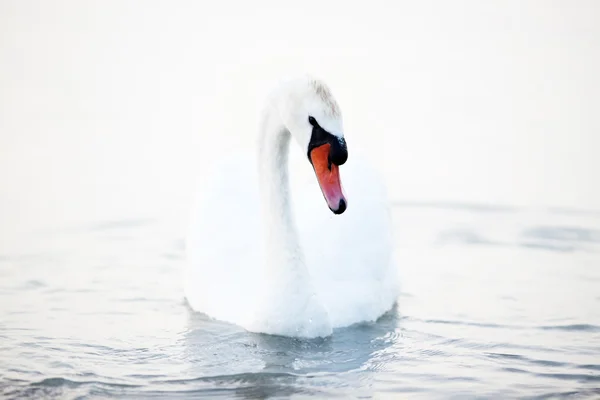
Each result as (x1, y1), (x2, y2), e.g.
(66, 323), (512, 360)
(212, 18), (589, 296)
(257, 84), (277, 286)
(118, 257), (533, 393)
(257, 104), (305, 276)
(252, 101), (331, 338)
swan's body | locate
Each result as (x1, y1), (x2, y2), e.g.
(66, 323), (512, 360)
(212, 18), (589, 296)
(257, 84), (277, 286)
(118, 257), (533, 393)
(185, 77), (399, 338)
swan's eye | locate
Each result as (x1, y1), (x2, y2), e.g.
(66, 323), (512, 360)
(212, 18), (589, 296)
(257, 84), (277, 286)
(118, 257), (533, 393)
(308, 116), (317, 126)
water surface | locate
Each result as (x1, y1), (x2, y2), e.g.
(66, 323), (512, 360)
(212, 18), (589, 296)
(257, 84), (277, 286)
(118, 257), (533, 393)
(1, 203), (599, 398)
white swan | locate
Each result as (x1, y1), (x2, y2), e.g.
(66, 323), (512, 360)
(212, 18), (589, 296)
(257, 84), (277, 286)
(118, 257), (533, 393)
(185, 76), (399, 338)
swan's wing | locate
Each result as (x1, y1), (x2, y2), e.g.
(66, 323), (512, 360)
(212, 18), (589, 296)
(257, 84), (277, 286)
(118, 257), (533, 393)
(185, 155), (264, 325)
(294, 154), (400, 327)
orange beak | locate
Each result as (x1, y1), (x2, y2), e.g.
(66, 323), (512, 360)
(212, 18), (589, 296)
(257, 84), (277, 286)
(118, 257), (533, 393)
(310, 143), (347, 214)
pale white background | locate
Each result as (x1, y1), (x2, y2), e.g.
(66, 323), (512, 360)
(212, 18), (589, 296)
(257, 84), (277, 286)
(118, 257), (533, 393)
(1, 0), (599, 246)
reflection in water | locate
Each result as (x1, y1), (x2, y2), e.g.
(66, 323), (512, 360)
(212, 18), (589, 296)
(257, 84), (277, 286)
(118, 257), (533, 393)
(181, 306), (401, 398)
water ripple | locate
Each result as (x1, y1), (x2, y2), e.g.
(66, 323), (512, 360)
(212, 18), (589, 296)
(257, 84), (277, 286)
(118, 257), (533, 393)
(539, 324), (600, 332)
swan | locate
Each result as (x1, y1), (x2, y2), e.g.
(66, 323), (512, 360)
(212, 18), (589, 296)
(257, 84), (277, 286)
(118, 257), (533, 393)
(185, 76), (399, 338)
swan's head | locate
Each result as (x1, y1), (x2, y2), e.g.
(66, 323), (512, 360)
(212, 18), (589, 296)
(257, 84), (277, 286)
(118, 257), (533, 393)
(276, 77), (348, 214)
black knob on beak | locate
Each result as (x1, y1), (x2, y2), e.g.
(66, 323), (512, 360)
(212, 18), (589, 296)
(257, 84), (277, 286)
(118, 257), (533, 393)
(307, 115), (348, 167)
(329, 137), (348, 166)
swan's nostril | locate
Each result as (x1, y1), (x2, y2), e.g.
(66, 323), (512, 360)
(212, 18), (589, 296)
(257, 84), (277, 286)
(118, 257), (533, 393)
(333, 198), (347, 215)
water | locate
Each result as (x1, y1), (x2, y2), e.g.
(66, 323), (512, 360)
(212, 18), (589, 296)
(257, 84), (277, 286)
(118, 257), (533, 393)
(1, 203), (599, 398)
